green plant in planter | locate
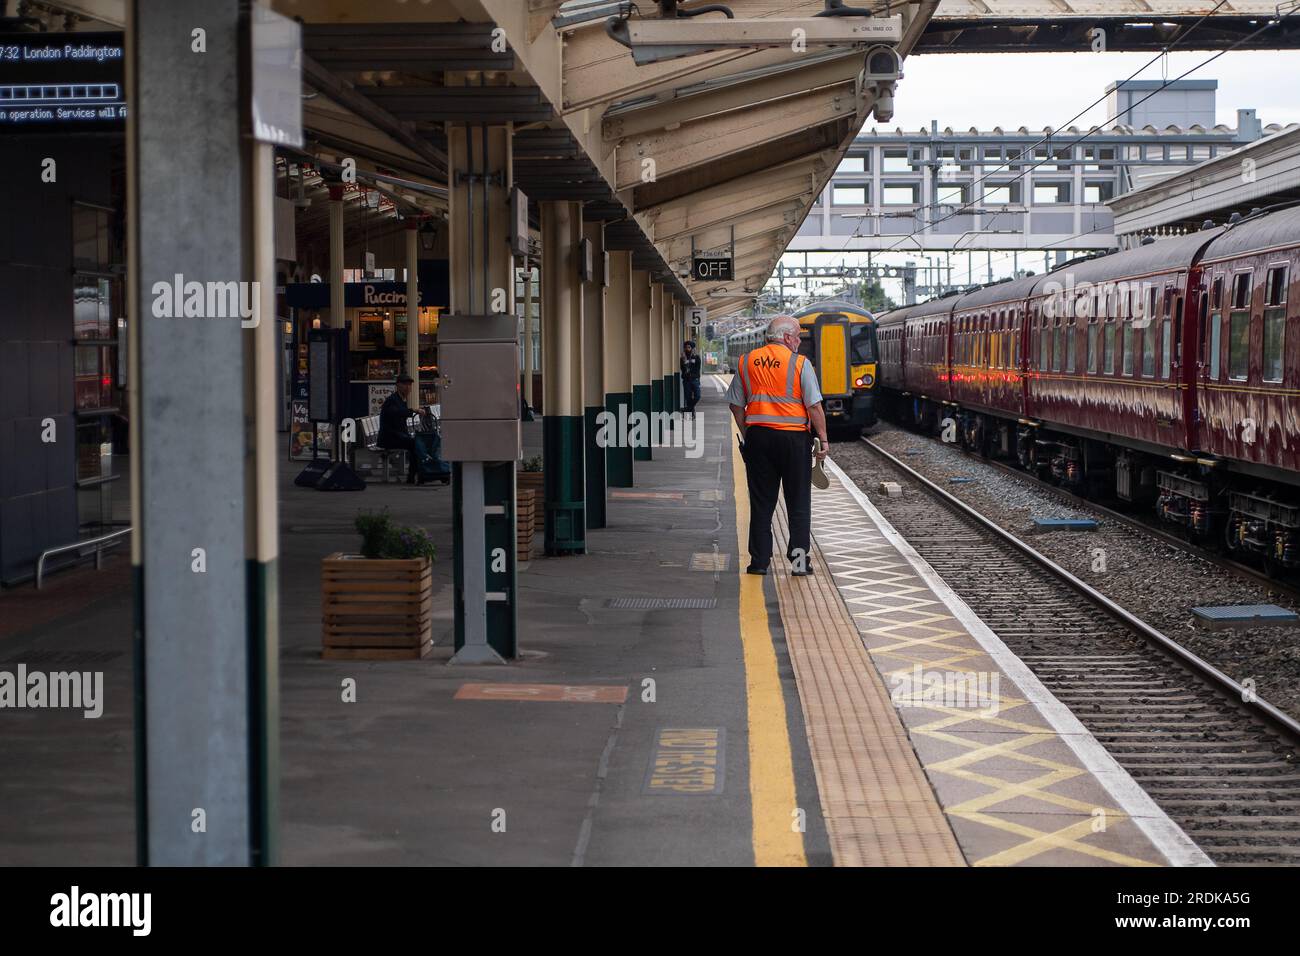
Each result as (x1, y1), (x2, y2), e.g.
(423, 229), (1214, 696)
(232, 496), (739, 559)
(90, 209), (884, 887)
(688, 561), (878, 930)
(354, 508), (437, 562)
(521, 455), (543, 473)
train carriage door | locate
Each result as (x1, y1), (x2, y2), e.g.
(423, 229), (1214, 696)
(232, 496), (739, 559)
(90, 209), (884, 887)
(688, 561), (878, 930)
(814, 311), (852, 399)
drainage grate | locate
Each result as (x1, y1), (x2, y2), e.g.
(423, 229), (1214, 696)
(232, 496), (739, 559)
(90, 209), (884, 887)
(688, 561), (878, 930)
(604, 597), (717, 610)
(1192, 604), (1299, 629)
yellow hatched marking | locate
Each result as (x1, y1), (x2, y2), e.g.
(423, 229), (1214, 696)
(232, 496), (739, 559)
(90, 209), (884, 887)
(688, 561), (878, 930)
(961, 814), (1160, 868)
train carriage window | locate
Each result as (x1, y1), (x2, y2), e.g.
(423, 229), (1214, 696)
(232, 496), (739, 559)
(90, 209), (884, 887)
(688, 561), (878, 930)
(850, 323), (877, 364)
(1231, 272), (1252, 309)
(1263, 264), (1288, 383)
(1210, 312), (1223, 379)
(1143, 286), (1160, 380)
(1161, 320), (1172, 378)
(1172, 295), (1183, 370)
(1123, 320), (1135, 375)
(1198, 290), (1210, 364)
(1087, 318), (1100, 374)
(1104, 319), (1116, 374)
(1228, 311), (1250, 380)
(1228, 272), (1252, 380)
(1052, 317), (1063, 372)
(1066, 317), (1077, 372)
(1038, 316), (1048, 371)
(1211, 276), (1223, 310)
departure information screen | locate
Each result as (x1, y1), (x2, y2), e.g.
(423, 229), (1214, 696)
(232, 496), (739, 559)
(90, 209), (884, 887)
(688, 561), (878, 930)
(0, 32), (125, 130)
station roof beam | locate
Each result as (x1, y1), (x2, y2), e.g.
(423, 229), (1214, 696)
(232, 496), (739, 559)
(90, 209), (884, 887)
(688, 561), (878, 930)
(921, 1), (1300, 53)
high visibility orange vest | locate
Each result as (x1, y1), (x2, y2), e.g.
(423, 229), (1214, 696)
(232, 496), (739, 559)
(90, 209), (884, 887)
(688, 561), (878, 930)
(739, 344), (809, 431)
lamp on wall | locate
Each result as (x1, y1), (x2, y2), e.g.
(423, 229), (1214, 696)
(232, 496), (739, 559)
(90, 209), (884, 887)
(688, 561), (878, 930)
(419, 219), (438, 252)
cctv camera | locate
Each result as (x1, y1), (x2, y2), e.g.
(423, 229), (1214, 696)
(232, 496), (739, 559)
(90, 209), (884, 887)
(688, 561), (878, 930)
(864, 45), (902, 84)
(873, 84), (895, 123)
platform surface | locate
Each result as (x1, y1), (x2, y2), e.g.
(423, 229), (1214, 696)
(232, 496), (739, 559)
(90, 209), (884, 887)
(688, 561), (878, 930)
(0, 380), (1204, 867)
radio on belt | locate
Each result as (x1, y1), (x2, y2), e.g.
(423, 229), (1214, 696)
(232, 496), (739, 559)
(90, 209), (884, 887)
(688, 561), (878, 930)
(436, 314), (521, 462)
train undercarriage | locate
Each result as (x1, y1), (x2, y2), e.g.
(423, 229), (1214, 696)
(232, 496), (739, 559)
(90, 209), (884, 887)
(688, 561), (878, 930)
(881, 393), (1300, 576)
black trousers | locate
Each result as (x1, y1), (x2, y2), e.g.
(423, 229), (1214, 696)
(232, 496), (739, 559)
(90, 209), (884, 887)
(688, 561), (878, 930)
(742, 425), (812, 570)
(683, 377), (701, 413)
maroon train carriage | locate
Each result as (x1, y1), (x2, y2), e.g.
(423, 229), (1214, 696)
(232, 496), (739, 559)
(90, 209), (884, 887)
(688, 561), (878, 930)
(1185, 204), (1300, 570)
(874, 201), (1300, 574)
(874, 289), (964, 430)
(945, 274), (1039, 455)
(1021, 228), (1218, 497)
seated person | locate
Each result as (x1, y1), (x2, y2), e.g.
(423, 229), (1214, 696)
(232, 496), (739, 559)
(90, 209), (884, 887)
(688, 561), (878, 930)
(378, 374), (424, 484)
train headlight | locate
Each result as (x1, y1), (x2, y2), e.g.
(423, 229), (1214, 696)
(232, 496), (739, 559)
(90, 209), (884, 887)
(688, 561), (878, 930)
(854, 373), (875, 388)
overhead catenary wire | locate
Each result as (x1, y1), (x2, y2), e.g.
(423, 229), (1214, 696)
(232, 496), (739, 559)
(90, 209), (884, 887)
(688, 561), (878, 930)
(829, 0), (1252, 258)
(881, 3), (1297, 254)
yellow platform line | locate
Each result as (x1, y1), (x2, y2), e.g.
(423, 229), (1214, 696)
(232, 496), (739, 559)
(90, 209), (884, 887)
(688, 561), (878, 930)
(730, 425), (807, 867)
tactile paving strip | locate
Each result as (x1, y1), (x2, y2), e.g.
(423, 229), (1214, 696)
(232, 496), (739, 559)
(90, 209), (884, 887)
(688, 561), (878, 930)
(766, 505), (966, 867)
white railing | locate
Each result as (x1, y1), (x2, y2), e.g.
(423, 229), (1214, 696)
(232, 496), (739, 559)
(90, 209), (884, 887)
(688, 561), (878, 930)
(35, 527), (132, 590)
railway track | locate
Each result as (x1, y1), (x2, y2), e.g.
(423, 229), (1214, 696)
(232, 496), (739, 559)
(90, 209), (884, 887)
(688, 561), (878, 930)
(955, 434), (1300, 605)
(856, 436), (1300, 866)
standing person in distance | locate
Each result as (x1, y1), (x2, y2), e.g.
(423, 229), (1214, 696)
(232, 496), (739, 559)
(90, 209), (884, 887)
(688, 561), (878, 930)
(680, 339), (702, 418)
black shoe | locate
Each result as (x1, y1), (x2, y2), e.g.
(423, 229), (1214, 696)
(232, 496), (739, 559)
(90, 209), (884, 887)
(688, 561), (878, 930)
(790, 563), (815, 577)
(406, 474), (416, 485)
(745, 565), (768, 575)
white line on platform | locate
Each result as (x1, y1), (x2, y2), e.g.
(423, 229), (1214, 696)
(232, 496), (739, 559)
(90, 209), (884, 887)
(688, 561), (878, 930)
(821, 455), (1214, 868)
(709, 374), (727, 394)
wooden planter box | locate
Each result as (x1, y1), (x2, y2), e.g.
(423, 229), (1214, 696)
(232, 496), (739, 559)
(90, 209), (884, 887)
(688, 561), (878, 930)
(321, 553), (432, 660)
(517, 470), (545, 531)
(517, 489), (536, 562)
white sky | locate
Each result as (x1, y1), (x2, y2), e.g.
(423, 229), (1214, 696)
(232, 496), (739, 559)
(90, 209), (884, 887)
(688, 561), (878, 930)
(871, 49), (1300, 132)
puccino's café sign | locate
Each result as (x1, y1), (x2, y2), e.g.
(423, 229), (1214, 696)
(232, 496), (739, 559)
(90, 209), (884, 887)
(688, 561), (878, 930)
(284, 281), (436, 310)
(283, 260), (450, 311)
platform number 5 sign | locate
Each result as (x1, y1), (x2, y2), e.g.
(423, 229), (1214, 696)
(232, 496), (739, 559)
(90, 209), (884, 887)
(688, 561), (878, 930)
(687, 306), (706, 330)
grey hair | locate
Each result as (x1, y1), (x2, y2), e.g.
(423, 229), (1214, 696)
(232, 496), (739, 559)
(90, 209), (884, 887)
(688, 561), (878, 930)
(764, 315), (799, 341)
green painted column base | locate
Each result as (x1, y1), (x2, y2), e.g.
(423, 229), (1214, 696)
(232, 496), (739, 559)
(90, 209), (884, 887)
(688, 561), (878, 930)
(584, 405), (606, 529)
(650, 379), (664, 446)
(662, 375), (675, 421)
(632, 384), (652, 461)
(543, 415), (586, 555)
(605, 392), (634, 486)
(452, 461), (519, 658)
(674, 372), (682, 416)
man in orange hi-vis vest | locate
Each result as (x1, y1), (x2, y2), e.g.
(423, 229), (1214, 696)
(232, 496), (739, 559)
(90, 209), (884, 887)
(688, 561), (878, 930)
(726, 315), (829, 576)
